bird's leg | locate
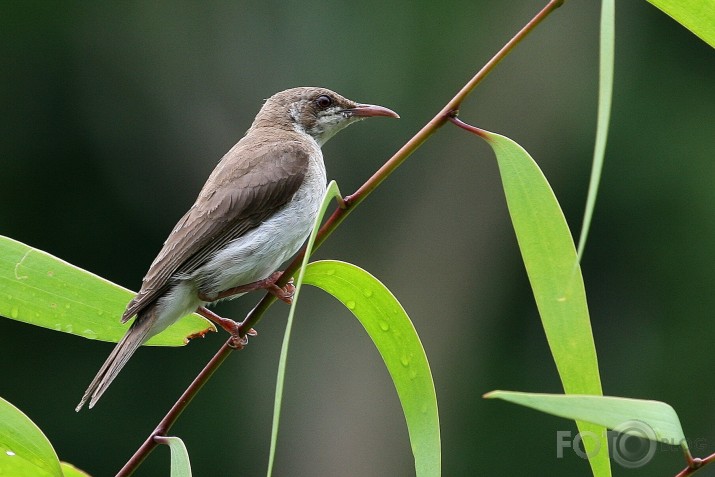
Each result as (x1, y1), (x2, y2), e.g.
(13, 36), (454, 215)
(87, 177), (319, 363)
(193, 271), (293, 348)
(197, 271), (296, 304)
(195, 307), (257, 348)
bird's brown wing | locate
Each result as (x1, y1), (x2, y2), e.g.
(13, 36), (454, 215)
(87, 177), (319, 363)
(121, 140), (310, 322)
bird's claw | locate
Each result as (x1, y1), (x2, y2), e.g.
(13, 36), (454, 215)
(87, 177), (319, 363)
(228, 328), (257, 349)
(269, 279), (295, 304)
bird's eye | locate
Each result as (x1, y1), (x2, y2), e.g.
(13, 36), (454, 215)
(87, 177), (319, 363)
(316, 95), (332, 108)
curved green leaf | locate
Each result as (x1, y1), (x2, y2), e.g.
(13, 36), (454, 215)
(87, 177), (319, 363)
(155, 436), (192, 477)
(303, 260), (440, 477)
(577, 0), (614, 259)
(0, 396), (62, 477)
(60, 462), (91, 477)
(0, 236), (215, 346)
(267, 181), (345, 476)
(647, 0), (715, 48)
(476, 130), (608, 476)
(485, 391), (687, 449)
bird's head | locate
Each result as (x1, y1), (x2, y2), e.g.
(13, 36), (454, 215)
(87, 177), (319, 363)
(252, 87), (399, 146)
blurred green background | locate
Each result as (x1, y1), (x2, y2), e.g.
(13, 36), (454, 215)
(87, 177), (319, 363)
(1, 1), (713, 475)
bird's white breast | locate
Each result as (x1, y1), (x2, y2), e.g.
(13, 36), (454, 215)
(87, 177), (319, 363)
(192, 138), (327, 295)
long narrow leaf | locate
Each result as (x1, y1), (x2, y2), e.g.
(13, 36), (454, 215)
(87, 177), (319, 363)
(155, 436), (192, 477)
(647, 0), (715, 48)
(485, 391), (687, 449)
(59, 462), (91, 477)
(0, 396), (62, 477)
(577, 0), (614, 259)
(0, 236), (214, 346)
(474, 129), (609, 477)
(266, 181), (344, 476)
(303, 260), (440, 477)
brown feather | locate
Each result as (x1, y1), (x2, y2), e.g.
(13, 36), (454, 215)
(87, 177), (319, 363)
(76, 305), (159, 410)
(122, 137), (309, 322)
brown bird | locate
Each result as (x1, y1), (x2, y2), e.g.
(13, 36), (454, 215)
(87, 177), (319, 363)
(76, 87), (398, 410)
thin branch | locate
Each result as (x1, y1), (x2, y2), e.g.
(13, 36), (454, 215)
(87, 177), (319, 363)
(115, 341), (234, 477)
(675, 454), (712, 477)
(117, 1), (564, 474)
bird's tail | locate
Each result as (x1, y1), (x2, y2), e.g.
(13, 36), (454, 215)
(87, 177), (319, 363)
(75, 306), (158, 411)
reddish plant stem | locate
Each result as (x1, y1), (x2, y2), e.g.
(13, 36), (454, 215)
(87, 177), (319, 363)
(675, 453), (714, 477)
(117, 1), (564, 475)
(115, 341), (234, 477)
(448, 115), (487, 137)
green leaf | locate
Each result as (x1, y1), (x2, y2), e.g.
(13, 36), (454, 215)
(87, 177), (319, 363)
(485, 391), (687, 449)
(267, 181), (345, 476)
(265, 183), (439, 477)
(477, 131), (609, 476)
(577, 0), (614, 259)
(0, 236), (215, 346)
(60, 462), (91, 477)
(155, 436), (192, 477)
(303, 260), (440, 477)
(647, 0), (715, 48)
(0, 396), (62, 477)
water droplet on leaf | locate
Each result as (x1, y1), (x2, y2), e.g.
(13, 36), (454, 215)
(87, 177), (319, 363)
(345, 300), (356, 310)
(378, 320), (390, 331)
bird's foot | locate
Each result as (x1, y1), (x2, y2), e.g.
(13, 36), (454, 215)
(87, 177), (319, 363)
(267, 278), (295, 304)
(228, 327), (258, 349)
(196, 307), (257, 348)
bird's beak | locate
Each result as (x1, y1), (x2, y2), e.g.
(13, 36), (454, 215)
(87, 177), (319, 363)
(345, 103), (400, 119)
